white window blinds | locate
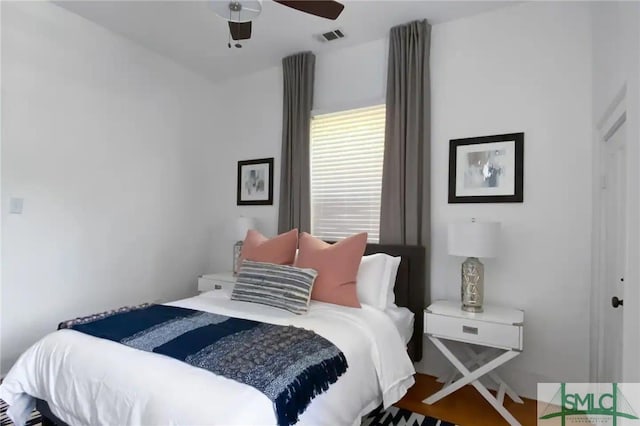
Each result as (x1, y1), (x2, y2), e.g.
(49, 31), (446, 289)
(310, 104), (386, 243)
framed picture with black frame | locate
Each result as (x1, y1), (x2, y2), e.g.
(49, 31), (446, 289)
(237, 157), (274, 206)
(448, 133), (524, 203)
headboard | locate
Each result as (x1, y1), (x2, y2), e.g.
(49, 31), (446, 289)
(364, 243), (427, 362)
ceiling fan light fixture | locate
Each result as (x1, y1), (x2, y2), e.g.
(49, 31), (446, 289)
(211, 0), (262, 23)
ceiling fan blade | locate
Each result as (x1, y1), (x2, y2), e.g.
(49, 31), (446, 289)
(229, 21), (252, 40)
(274, 0), (344, 20)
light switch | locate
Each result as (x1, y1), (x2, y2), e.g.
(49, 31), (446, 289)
(9, 198), (24, 214)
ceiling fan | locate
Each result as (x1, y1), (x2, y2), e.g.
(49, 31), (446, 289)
(211, 0), (345, 48)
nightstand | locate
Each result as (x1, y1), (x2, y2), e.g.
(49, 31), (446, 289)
(423, 300), (524, 426)
(197, 272), (236, 297)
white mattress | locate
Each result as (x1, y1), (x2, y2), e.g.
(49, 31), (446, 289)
(0, 292), (416, 426)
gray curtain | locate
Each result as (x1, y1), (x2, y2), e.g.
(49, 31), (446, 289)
(278, 52), (315, 234)
(379, 20), (431, 246)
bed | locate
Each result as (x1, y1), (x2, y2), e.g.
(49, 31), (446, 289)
(1, 243), (427, 426)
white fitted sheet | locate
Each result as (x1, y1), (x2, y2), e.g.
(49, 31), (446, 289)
(0, 292), (415, 426)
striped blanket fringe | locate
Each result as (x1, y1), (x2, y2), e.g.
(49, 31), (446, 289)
(275, 352), (348, 425)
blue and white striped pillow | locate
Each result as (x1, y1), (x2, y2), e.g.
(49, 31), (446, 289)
(231, 261), (318, 314)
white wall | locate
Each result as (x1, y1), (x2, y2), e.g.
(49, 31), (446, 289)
(204, 66), (283, 273)
(207, 2), (594, 399)
(428, 1), (592, 397)
(314, 38), (388, 113)
(590, 2), (640, 381)
(1, 1), (220, 372)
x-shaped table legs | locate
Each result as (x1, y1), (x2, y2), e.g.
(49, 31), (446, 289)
(422, 336), (523, 426)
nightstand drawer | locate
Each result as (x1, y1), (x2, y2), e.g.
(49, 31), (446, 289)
(425, 312), (522, 350)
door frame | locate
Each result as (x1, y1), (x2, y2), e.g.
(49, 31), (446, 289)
(590, 84), (629, 382)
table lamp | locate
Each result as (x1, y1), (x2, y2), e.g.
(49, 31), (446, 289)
(448, 219), (500, 313)
(233, 216), (256, 275)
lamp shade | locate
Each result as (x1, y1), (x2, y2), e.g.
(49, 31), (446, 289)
(235, 216), (256, 241)
(448, 221), (500, 258)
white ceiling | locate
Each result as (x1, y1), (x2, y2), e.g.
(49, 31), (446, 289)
(56, 0), (515, 83)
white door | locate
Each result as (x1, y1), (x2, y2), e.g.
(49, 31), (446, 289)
(599, 120), (627, 383)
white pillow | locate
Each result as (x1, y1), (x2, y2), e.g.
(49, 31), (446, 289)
(385, 255), (402, 306)
(356, 253), (401, 310)
(356, 254), (387, 308)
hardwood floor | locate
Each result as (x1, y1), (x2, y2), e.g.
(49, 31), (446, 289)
(396, 374), (538, 426)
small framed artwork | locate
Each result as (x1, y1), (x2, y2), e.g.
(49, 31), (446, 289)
(448, 133), (524, 203)
(237, 157), (274, 205)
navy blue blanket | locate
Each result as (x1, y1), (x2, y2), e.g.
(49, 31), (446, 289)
(58, 304), (348, 426)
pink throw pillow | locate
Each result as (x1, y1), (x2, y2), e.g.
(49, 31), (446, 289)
(241, 229), (298, 265)
(295, 232), (368, 308)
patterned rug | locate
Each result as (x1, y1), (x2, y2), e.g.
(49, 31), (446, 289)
(362, 405), (457, 426)
(1, 398), (455, 426)
(0, 399), (42, 426)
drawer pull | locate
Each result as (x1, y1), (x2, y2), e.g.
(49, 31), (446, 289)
(462, 325), (478, 335)
(214, 284), (222, 290)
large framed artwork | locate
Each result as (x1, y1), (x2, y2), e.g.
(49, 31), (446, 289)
(237, 157), (274, 206)
(448, 133), (524, 203)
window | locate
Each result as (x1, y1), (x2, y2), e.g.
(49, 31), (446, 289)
(310, 104), (386, 243)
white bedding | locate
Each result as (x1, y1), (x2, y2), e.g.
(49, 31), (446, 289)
(0, 292), (415, 426)
(384, 305), (415, 346)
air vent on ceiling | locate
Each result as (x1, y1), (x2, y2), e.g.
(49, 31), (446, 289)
(317, 29), (345, 42)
